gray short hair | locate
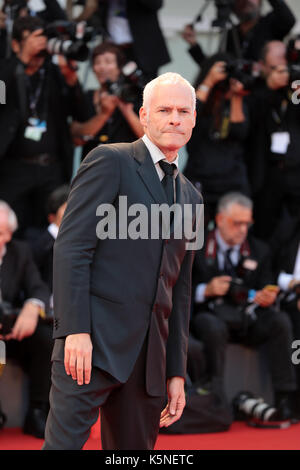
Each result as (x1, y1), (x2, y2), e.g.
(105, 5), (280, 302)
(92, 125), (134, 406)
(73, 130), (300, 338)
(0, 201), (18, 233)
(142, 72), (196, 111)
(217, 192), (253, 214)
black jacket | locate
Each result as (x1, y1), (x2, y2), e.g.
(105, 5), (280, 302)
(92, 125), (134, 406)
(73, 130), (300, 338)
(96, 0), (170, 75)
(0, 55), (85, 181)
(1, 239), (50, 310)
(51, 139), (202, 396)
(192, 229), (274, 314)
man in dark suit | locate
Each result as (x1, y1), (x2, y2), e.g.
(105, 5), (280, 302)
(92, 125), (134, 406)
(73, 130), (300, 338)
(42, 72), (202, 450)
(191, 192), (296, 421)
(93, 0), (170, 80)
(0, 201), (52, 438)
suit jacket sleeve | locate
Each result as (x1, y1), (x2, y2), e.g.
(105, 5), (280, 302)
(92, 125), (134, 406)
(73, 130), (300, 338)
(53, 146), (121, 338)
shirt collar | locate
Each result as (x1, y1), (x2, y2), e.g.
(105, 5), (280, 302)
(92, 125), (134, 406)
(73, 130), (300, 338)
(142, 134), (179, 175)
(48, 223), (59, 240)
(215, 228), (240, 253)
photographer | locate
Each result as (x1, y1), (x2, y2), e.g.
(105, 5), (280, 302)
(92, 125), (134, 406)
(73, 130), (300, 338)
(0, 0), (67, 59)
(71, 42), (144, 160)
(0, 15), (85, 239)
(272, 214), (300, 419)
(182, 0), (295, 64)
(190, 192), (297, 422)
(184, 53), (251, 224)
(0, 201), (52, 438)
(247, 40), (300, 240)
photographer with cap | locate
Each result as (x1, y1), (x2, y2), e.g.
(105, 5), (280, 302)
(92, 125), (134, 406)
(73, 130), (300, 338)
(0, 15), (85, 240)
(0, 200), (51, 438)
(190, 192), (297, 422)
(71, 42), (144, 160)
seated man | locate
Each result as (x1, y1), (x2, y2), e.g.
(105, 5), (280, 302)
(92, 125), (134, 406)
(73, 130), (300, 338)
(191, 192), (296, 422)
(0, 201), (52, 438)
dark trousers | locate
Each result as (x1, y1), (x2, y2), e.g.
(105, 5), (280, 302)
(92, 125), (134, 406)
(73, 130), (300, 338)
(191, 308), (296, 394)
(0, 158), (64, 237)
(42, 339), (166, 450)
(6, 321), (53, 405)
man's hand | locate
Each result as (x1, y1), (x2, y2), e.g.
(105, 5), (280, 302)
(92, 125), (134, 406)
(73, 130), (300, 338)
(205, 276), (232, 298)
(254, 286), (279, 307)
(160, 377), (186, 428)
(64, 333), (93, 386)
(18, 28), (47, 65)
(7, 302), (40, 341)
(99, 92), (118, 116)
(181, 24), (197, 46)
(57, 55), (78, 87)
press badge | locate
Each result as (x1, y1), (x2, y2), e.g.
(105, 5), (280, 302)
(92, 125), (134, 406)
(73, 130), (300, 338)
(270, 131), (290, 154)
(24, 118), (47, 142)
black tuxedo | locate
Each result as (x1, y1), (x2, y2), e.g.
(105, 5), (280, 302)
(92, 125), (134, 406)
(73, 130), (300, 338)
(190, 229), (296, 397)
(2, 240), (53, 408)
(44, 138), (202, 449)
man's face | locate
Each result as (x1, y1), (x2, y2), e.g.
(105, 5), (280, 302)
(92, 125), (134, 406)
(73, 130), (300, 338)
(216, 203), (253, 246)
(0, 212), (12, 253)
(261, 44), (288, 78)
(139, 82), (196, 159)
(93, 52), (120, 85)
(234, 0), (261, 21)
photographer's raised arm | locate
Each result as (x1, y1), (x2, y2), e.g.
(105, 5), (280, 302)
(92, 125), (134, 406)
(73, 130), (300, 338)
(196, 61), (227, 102)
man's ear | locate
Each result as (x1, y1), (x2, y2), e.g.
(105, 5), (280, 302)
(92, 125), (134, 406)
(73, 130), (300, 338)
(139, 106), (147, 128)
(11, 39), (20, 55)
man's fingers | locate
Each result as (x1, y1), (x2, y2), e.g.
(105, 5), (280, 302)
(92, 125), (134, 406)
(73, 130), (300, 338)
(84, 352), (92, 384)
(64, 348), (70, 375)
(69, 350), (77, 381)
(76, 352), (84, 385)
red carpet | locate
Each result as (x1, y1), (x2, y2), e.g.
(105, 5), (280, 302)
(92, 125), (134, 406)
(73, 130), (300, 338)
(1, 419), (300, 450)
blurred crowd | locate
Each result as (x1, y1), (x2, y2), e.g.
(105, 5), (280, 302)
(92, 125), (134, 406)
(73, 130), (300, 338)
(0, 0), (300, 439)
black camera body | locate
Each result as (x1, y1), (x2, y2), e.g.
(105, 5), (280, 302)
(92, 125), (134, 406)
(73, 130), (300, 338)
(225, 58), (257, 90)
(287, 36), (300, 83)
(226, 277), (249, 305)
(105, 61), (145, 104)
(43, 20), (93, 62)
(213, 0), (235, 28)
(0, 302), (18, 336)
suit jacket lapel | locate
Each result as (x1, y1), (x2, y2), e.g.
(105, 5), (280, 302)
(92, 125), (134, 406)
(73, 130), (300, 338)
(133, 139), (168, 206)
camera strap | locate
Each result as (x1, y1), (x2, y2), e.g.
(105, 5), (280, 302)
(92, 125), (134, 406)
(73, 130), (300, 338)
(205, 229), (250, 267)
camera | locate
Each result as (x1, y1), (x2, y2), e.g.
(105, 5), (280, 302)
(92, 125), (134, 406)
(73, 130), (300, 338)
(225, 58), (257, 90)
(213, 0), (235, 28)
(232, 391), (291, 428)
(287, 36), (300, 83)
(105, 61), (146, 104)
(0, 302), (18, 336)
(226, 278), (249, 305)
(44, 20), (93, 62)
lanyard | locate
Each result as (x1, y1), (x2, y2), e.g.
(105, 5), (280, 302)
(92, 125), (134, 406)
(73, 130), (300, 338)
(26, 68), (46, 118)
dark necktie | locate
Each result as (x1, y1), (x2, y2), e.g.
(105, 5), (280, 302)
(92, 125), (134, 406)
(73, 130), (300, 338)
(158, 160), (176, 206)
(224, 248), (237, 277)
